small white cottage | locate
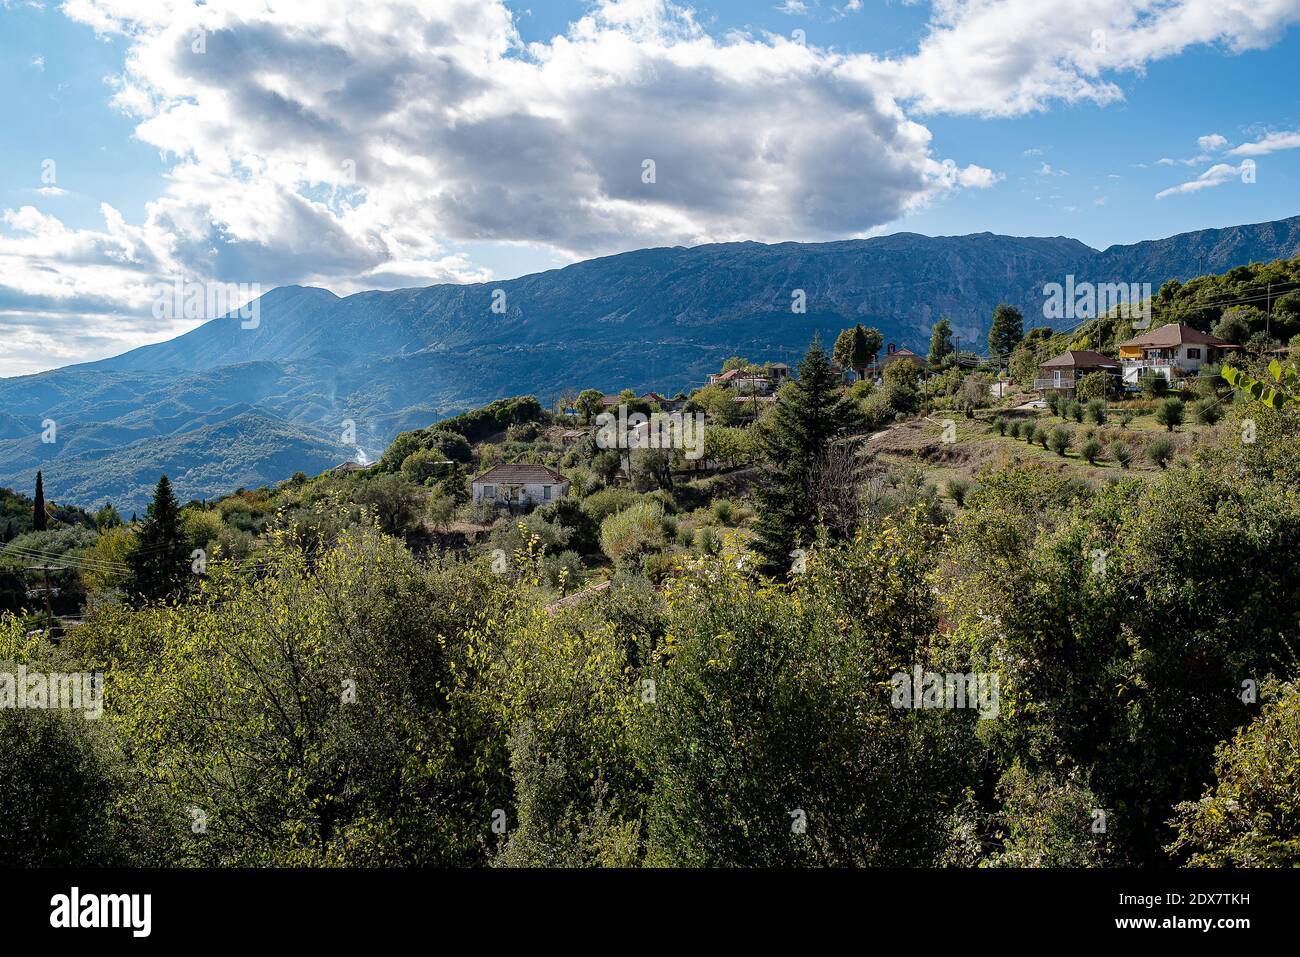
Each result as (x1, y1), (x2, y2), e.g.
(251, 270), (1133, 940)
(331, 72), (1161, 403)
(471, 463), (570, 509)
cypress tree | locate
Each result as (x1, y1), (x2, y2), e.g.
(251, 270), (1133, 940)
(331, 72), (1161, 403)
(129, 475), (189, 602)
(33, 471), (47, 532)
(753, 334), (861, 574)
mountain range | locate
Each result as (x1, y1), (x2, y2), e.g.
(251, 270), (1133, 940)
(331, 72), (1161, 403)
(4, 213), (1300, 512)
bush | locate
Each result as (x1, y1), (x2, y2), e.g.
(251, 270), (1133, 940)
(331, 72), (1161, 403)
(1008, 421), (1023, 440)
(1119, 410), (1135, 429)
(599, 502), (670, 566)
(1193, 398), (1223, 426)
(1110, 441), (1132, 468)
(1048, 427), (1071, 456)
(1080, 439), (1102, 464)
(947, 477), (971, 506)
(1067, 401), (1084, 424)
(1139, 372), (1167, 398)
(1155, 397), (1185, 432)
(1146, 437), (1174, 469)
(1023, 423), (1039, 444)
(992, 416), (1007, 436)
(581, 487), (639, 524)
(1085, 399), (1107, 425)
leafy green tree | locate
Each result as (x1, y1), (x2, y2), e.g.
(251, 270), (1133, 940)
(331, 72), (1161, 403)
(128, 475), (190, 602)
(1111, 441), (1132, 468)
(1170, 681), (1300, 866)
(1048, 427), (1071, 456)
(928, 318), (954, 365)
(1080, 438), (1102, 464)
(988, 304), (1024, 360)
(753, 336), (861, 573)
(93, 503), (123, 531)
(1084, 398), (1107, 424)
(1076, 373), (1109, 403)
(576, 389), (605, 424)
(637, 516), (976, 866)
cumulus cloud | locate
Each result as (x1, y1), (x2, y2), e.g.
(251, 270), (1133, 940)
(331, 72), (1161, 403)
(3, 0), (1300, 374)
(875, 0), (1300, 118)
(1197, 132), (1229, 151)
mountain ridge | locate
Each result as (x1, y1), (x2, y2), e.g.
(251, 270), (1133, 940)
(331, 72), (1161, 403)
(4, 213), (1299, 511)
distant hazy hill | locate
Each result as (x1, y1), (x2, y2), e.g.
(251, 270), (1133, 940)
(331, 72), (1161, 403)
(4, 214), (1298, 510)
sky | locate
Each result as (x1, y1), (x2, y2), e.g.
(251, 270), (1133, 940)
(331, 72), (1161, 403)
(1, 0), (1299, 376)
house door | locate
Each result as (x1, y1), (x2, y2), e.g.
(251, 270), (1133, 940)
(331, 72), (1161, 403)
(1053, 370), (1061, 388)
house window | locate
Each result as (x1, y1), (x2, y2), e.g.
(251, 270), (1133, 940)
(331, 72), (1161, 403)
(543, 485), (552, 501)
(483, 485), (495, 500)
(1187, 348), (1201, 360)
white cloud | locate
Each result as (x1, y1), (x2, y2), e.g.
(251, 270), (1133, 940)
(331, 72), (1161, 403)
(30, 55), (45, 71)
(1155, 162), (1249, 198)
(1229, 130), (1300, 155)
(1197, 132), (1228, 151)
(5, 0), (1300, 373)
(870, 0), (1300, 118)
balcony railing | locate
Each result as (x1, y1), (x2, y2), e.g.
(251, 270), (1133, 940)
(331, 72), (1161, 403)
(1034, 376), (1075, 390)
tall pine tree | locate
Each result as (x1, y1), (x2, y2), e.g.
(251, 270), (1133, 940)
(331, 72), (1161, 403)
(753, 335), (861, 574)
(987, 303), (1024, 360)
(33, 471), (47, 532)
(129, 475), (190, 602)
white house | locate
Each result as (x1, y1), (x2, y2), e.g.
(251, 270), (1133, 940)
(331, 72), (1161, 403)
(471, 463), (570, 509)
(1117, 323), (1239, 386)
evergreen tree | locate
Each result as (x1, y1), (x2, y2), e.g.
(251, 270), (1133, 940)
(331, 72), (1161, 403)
(753, 335), (861, 573)
(33, 471), (47, 532)
(928, 317), (954, 365)
(988, 304), (1024, 360)
(129, 475), (190, 602)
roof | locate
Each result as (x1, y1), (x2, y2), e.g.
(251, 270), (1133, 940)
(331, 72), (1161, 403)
(733, 394), (778, 403)
(599, 395), (622, 406)
(472, 463), (569, 485)
(641, 392), (667, 403)
(1039, 350), (1120, 370)
(1117, 323), (1235, 350)
(711, 368), (744, 382)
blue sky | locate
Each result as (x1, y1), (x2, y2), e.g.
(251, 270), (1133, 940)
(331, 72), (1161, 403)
(2, 0), (1299, 375)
